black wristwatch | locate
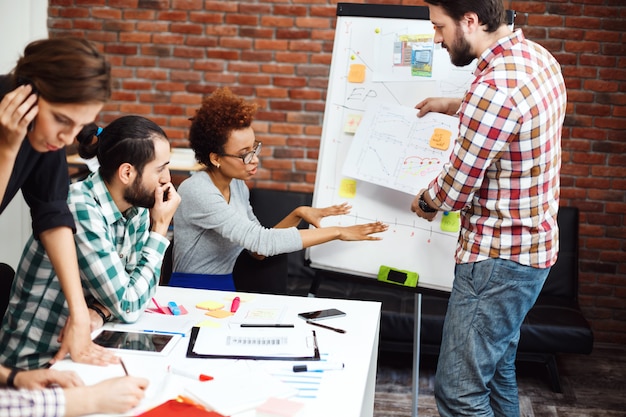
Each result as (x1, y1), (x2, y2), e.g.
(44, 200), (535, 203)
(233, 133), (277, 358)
(7, 367), (22, 388)
(87, 297), (112, 323)
(418, 192), (437, 213)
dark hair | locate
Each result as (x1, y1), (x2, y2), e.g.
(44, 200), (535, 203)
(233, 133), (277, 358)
(77, 115), (167, 182)
(425, 0), (506, 33)
(12, 37), (111, 104)
(188, 87), (258, 169)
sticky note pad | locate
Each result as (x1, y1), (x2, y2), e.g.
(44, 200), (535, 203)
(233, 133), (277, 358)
(196, 300), (224, 311)
(196, 320), (221, 328)
(222, 293), (254, 303)
(343, 114), (362, 134)
(205, 309), (233, 319)
(348, 63), (366, 83)
(257, 397), (305, 417)
(441, 211), (461, 233)
(338, 178), (357, 199)
(429, 128), (452, 150)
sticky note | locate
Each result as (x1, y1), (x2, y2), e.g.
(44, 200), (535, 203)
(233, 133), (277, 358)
(338, 178), (357, 199)
(348, 63), (366, 83)
(429, 128), (452, 150)
(343, 114), (362, 134)
(196, 300), (224, 311)
(205, 309), (234, 319)
(196, 320), (221, 328)
(440, 211), (461, 233)
(222, 293), (254, 303)
(256, 397), (305, 417)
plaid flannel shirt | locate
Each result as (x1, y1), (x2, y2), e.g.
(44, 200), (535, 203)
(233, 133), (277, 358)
(0, 387), (65, 417)
(0, 171), (169, 369)
(428, 30), (566, 268)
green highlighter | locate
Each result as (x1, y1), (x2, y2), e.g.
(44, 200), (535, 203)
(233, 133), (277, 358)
(377, 265), (419, 288)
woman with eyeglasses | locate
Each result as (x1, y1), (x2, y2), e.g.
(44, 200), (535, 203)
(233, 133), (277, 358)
(171, 87), (388, 290)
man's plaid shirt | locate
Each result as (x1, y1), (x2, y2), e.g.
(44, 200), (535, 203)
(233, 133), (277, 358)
(427, 30), (567, 269)
(0, 171), (169, 369)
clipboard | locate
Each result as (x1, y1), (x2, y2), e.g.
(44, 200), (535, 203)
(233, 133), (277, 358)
(186, 326), (320, 361)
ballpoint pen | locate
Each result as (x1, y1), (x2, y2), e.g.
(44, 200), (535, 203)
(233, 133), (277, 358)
(293, 361), (344, 372)
(306, 319), (346, 334)
(120, 358), (129, 376)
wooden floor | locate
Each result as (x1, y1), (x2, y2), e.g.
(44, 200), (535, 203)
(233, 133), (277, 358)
(374, 343), (626, 417)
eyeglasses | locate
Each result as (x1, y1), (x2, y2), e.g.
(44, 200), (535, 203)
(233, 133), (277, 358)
(220, 142), (262, 165)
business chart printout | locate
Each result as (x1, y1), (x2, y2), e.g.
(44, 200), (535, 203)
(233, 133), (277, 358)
(342, 102), (459, 196)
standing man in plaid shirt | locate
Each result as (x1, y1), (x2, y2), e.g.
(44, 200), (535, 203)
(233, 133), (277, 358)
(0, 115), (181, 369)
(411, 0), (566, 416)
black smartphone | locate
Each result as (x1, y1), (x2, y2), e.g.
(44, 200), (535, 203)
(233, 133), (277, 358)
(163, 186), (170, 202)
(298, 308), (346, 321)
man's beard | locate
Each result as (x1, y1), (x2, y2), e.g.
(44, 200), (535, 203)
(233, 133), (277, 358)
(124, 176), (155, 209)
(445, 25), (475, 67)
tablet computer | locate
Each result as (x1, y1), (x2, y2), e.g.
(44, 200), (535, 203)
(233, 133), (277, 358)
(92, 328), (181, 356)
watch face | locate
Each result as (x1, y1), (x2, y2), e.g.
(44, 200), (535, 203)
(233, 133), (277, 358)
(420, 195), (436, 213)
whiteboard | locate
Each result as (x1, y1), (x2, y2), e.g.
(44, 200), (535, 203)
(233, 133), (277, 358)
(307, 4), (513, 292)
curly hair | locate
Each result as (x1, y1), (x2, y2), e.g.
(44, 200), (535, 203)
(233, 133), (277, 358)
(188, 87), (258, 168)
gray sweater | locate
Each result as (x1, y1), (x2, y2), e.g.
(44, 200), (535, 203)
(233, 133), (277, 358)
(173, 171), (302, 275)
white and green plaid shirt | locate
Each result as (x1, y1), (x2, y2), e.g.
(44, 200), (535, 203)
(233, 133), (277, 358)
(0, 171), (169, 369)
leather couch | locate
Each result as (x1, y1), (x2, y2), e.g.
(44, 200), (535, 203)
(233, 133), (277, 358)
(245, 189), (595, 392)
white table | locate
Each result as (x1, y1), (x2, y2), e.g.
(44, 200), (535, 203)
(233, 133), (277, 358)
(54, 286), (381, 417)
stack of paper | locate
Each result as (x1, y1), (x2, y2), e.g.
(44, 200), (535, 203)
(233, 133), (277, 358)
(184, 370), (297, 416)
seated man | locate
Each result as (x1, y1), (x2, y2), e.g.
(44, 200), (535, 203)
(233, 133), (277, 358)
(0, 115), (181, 369)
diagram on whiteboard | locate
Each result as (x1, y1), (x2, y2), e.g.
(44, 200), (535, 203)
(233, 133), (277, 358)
(342, 102), (458, 196)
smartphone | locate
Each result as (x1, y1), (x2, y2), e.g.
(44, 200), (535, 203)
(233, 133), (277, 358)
(298, 308), (346, 321)
(163, 186), (170, 202)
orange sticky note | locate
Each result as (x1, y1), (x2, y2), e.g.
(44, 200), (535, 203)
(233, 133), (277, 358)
(429, 128), (452, 150)
(348, 64), (366, 83)
(205, 310), (233, 319)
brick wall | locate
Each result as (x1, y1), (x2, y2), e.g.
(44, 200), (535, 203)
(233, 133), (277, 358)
(47, 0), (626, 345)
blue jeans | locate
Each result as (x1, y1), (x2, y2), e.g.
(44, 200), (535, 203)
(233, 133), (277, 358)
(435, 259), (549, 417)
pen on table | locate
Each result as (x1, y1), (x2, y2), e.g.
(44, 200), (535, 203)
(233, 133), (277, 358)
(120, 358), (129, 376)
(293, 362), (345, 372)
(240, 324), (295, 328)
(230, 296), (240, 313)
(168, 365), (213, 381)
(305, 319), (346, 334)
(142, 329), (187, 337)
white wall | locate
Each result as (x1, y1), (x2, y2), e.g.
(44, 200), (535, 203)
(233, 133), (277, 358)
(0, 0), (48, 268)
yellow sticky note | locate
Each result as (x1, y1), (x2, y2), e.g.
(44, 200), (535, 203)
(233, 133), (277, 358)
(348, 64), (366, 83)
(196, 300), (224, 311)
(222, 293), (254, 303)
(339, 178), (357, 199)
(430, 128), (452, 150)
(196, 320), (221, 328)
(343, 114), (362, 134)
(205, 309), (233, 319)
(440, 211), (461, 233)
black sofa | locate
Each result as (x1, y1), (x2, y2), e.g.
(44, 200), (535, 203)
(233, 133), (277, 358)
(239, 188), (594, 393)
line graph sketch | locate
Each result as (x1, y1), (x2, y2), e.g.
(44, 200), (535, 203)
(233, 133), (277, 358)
(343, 102), (458, 195)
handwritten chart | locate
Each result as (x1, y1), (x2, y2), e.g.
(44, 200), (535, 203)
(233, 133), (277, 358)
(343, 102), (457, 196)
